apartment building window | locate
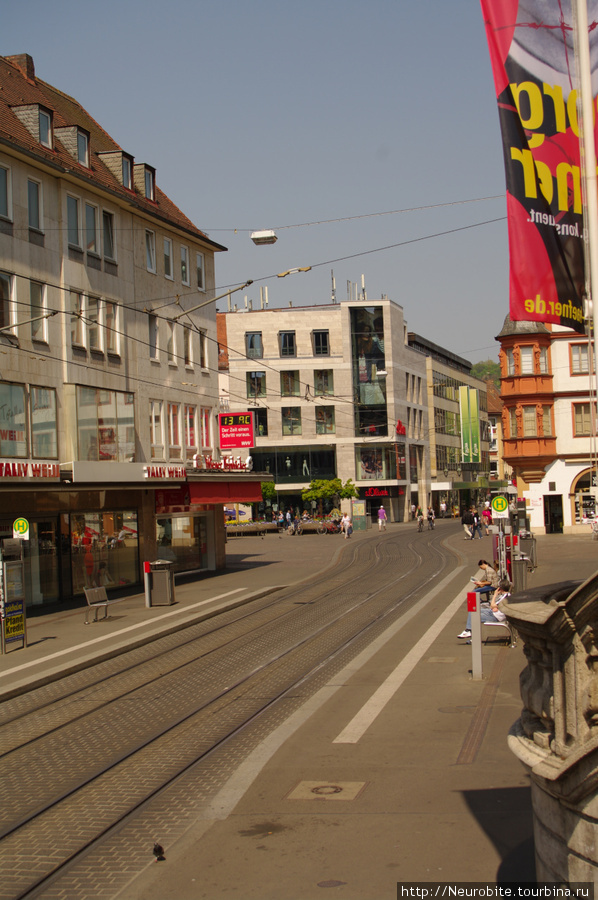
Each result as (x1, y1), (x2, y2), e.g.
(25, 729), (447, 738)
(185, 405), (197, 458)
(200, 407), (211, 448)
(0, 382), (27, 457)
(168, 402), (182, 458)
(571, 343), (589, 374)
(144, 168), (155, 201)
(67, 195), (80, 247)
(164, 238), (173, 279)
(77, 130), (89, 167)
(538, 347), (548, 373)
(183, 327), (192, 366)
(85, 203), (98, 254)
(77, 386), (134, 462)
(70, 290), (84, 347)
(122, 156), (132, 190)
(149, 314), (158, 360)
(39, 109), (52, 148)
(105, 302), (119, 355)
(196, 252), (205, 290)
(574, 402), (595, 436)
(520, 346), (534, 375)
(281, 371), (300, 396)
(282, 406), (301, 435)
(314, 370), (333, 395)
(316, 406), (335, 434)
(313, 330), (330, 356)
(103, 211), (115, 260)
(149, 400), (164, 459)
(506, 348), (515, 376)
(0, 166), (9, 219)
(28, 179), (41, 230)
(167, 321), (176, 364)
(254, 408), (268, 436)
(247, 371), (266, 398)
(30, 281), (46, 342)
(145, 230), (156, 272)
(31, 386), (57, 458)
(246, 332), (263, 358)
(199, 331), (208, 368)
(509, 407), (518, 438)
(181, 246), (189, 284)
(87, 296), (102, 351)
(279, 331), (296, 357)
(0, 271), (13, 331)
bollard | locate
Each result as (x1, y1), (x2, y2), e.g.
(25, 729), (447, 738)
(467, 591), (483, 680)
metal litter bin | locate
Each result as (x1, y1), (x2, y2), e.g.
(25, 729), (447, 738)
(511, 557), (528, 594)
(146, 559), (176, 606)
(519, 535), (537, 569)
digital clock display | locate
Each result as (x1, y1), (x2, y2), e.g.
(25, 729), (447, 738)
(218, 411), (255, 450)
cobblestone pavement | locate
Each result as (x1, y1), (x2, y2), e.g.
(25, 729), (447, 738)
(2, 526), (457, 899)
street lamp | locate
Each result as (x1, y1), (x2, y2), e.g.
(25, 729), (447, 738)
(251, 230), (277, 245)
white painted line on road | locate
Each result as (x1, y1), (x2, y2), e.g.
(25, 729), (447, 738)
(332, 584), (468, 744)
(0, 588), (246, 679)
(205, 567), (467, 822)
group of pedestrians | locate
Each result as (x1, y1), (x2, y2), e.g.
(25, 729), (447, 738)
(461, 503), (492, 540)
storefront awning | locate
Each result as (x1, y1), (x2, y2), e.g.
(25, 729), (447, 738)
(188, 481), (263, 505)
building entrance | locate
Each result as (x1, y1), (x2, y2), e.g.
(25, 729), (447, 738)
(544, 495), (563, 534)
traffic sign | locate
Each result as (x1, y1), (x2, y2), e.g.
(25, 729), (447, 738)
(13, 518), (29, 540)
(491, 496), (509, 519)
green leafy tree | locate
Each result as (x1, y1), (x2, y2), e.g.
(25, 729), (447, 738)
(471, 359), (501, 389)
(261, 481), (277, 502)
(301, 478), (358, 510)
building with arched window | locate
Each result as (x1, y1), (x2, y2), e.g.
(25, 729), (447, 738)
(497, 316), (596, 534)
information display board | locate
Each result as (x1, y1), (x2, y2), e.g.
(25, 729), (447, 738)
(218, 412), (254, 450)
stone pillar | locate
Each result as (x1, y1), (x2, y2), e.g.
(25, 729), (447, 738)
(504, 575), (598, 881)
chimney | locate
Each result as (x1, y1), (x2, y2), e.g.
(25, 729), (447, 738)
(6, 54), (36, 81)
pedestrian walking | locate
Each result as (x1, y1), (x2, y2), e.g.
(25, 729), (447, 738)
(471, 508), (483, 540)
(461, 508), (473, 539)
(377, 505), (387, 531)
(342, 513), (352, 538)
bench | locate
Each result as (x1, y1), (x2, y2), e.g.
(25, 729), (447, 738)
(482, 621), (517, 647)
(83, 587), (125, 624)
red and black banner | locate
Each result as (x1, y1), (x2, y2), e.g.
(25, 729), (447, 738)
(481, 0), (598, 334)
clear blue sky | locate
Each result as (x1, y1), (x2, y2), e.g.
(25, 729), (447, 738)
(4, 0), (508, 364)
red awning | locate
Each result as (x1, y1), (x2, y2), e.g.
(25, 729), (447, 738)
(188, 481), (263, 505)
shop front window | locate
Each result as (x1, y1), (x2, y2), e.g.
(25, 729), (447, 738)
(71, 510), (139, 594)
(156, 515), (207, 572)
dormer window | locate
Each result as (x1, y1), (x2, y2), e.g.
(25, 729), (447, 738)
(144, 168), (155, 201)
(77, 130), (89, 167)
(39, 108), (52, 148)
(122, 155), (132, 190)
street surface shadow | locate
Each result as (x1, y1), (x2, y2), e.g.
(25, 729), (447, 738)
(461, 786), (536, 882)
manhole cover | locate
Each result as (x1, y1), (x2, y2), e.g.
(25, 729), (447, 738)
(286, 780), (367, 801)
(311, 784), (343, 795)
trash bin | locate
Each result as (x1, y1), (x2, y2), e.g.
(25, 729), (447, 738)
(146, 559), (176, 606)
(519, 535), (537, 568)
(511, 557), (528, 594)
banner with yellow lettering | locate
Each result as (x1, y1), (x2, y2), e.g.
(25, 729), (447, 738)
(480, 0), (598, 334)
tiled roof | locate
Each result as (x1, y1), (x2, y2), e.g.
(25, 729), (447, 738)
(486, 379), (503, 413)
(0, 54), (226, 251)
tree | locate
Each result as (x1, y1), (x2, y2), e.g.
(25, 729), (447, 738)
(261, 481), (276, 502)
(301, 478), (358, 509)
(471, 359), (501, 388)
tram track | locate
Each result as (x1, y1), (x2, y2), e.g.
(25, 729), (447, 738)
(0, 528), (457, 900)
